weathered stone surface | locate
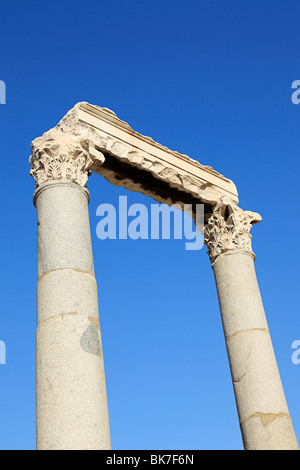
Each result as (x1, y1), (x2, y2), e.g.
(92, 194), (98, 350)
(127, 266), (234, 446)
(34, 179), (111, 450)
(37, 314), (110, 450)
(37, 268), (99, 324)
(30, 103), (298, 451)
(208, 212), (298, 450)
(30, 129), (98, 187)
(44, 101), (239, 208)
(241, 413), (298, 450)
(204, 196), (262, 263)
(34, 180), (94, 278)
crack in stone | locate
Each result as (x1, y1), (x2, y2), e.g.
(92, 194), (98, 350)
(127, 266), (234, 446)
(226, 328), (269, 341)
(232, 346), (251, 383)
(233, 369), (248, 383)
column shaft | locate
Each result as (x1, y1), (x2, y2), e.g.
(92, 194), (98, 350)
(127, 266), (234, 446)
(213, 251), (298, 450)
(35, 181), (111, 450)
(204, 196), (298, 450)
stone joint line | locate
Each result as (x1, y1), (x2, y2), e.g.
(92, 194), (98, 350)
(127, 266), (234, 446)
(226, 328), (270, 341)
(240, 412), (292, 427)
(37, 312), (100, 329)
(37, 267), (95, 283)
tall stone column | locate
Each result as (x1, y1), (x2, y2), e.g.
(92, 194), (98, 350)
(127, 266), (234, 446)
(30, 130), (111, 450)
(204, 197), (298, 450)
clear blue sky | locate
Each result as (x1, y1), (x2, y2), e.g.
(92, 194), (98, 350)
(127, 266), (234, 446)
(0, 0), (299, 450)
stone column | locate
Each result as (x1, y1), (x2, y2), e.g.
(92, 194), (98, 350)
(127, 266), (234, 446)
(204, 197), (298, 450)
(30, 130), (111, 450)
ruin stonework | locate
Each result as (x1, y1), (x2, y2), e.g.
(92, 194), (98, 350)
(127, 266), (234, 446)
(30, 103), (299, 450)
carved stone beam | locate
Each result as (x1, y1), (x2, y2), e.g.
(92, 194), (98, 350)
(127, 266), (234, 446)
(49, 101), (239, 209)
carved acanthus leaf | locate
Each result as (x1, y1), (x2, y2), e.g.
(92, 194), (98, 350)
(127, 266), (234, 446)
(204, 197), (262, 263)
(29, 129), (99, 187)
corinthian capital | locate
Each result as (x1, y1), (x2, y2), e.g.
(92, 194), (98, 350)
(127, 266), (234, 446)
(204, 197), (262, 263)
(29, 129), (95, 188)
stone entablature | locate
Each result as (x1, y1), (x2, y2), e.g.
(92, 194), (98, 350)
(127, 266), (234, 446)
(30, 102), (238, 208)
(29, 103), (262, 263)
